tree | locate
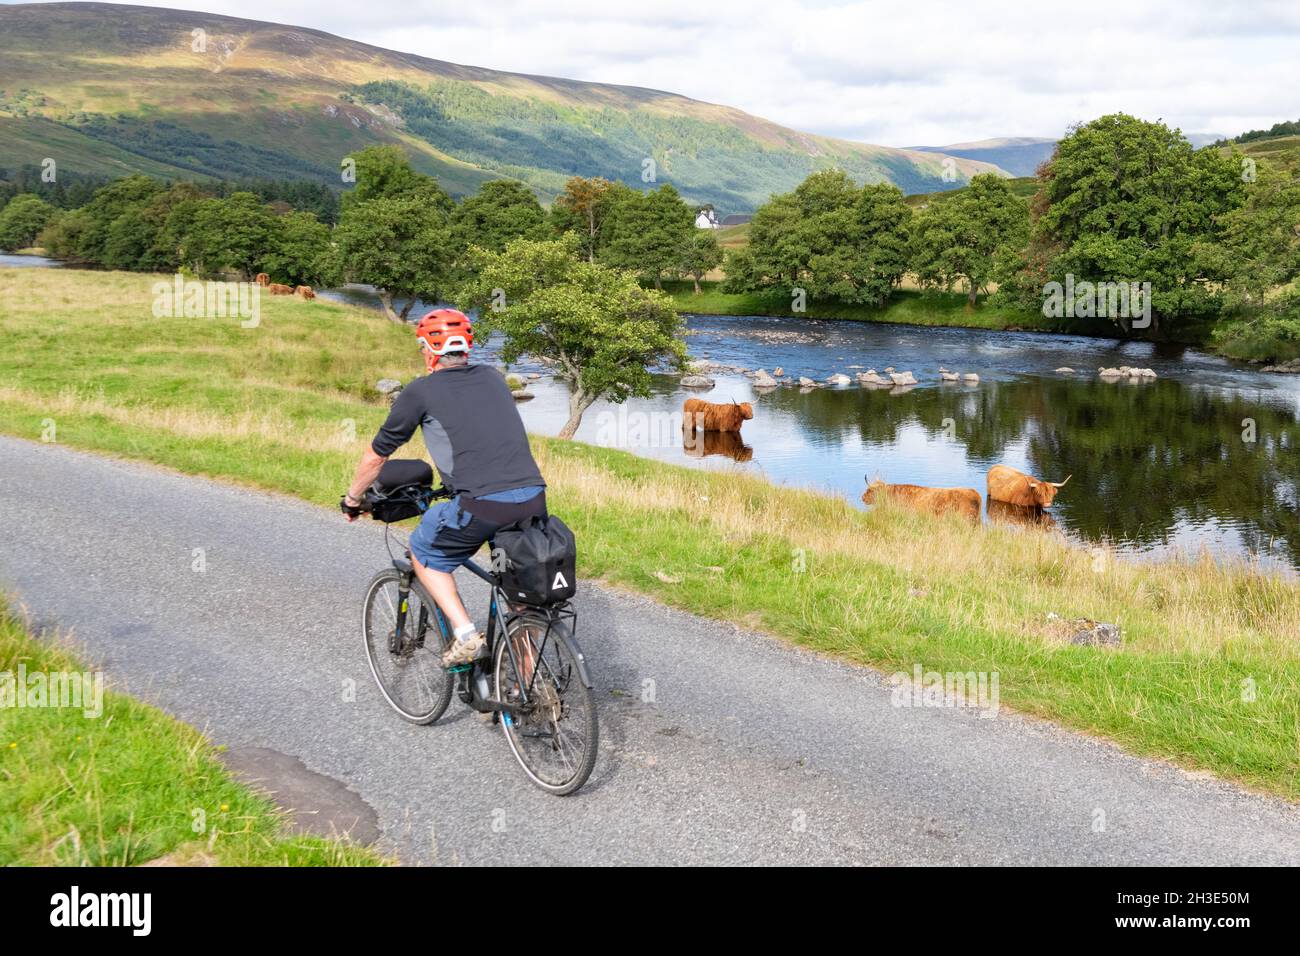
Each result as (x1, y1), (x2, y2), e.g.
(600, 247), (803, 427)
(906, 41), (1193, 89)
(678, 230), (724, 293)
(180, 192), (275, 279)
(450, 180), (548, 253)
(340, 145), (451, 213)
(1194, 162), (1300, 308)
(551, 176), (627, 262)
(735, 170), (912, 306)
(262, 210), (332, 286)
(457, 235), (687, 438)
(1028, 113), (1245, 333)
(911, 174), (1029, 306)
(600, 184), (695, 289)
(333, 195), (456, 323)
(67, 176), (164, 263)
(0, 194), (56, 251)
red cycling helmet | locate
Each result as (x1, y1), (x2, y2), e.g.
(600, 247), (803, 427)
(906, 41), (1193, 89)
(415, 309), (474, 363)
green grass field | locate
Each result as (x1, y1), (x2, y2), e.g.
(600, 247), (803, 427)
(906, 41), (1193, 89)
(0, 603), (387, 865)
(1, 267), (1297, 802)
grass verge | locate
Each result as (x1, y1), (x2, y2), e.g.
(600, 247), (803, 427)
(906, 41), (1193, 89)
(0, 602), (387, 865)
(1, 267), (1297, 801)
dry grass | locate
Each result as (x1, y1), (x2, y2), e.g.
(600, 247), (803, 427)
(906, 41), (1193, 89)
(2, 266), (1298, 798)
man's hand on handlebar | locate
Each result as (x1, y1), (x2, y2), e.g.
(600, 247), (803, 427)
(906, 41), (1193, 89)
(341, 493), (365, 522)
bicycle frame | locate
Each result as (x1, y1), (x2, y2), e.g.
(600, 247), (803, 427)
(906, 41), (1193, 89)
(387, 551), (587, 718)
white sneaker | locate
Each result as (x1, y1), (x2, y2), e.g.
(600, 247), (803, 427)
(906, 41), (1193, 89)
(442, 632), (486, 668)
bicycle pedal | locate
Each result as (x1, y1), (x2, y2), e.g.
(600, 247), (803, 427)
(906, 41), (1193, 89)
(447, 663), (474, 674)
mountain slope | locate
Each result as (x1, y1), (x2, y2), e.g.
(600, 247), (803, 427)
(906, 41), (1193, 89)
(911, 137), (1058, 178)
(0, 2), (1008, 211)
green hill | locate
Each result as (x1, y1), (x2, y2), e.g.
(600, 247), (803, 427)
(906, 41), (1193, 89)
(910, 137), (1057, 177)
(0, 2), (1009, 211)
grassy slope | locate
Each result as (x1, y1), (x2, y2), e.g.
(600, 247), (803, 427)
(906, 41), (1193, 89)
(0, 115), (207, 181)
(0, 267), (1297, 800)
(0, 604), (386, 865)
(0, 2), (1007, 206)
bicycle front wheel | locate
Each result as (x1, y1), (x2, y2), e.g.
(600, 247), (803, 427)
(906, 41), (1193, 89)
(362, 569), (453, 724)
(494, 612), (598, 795)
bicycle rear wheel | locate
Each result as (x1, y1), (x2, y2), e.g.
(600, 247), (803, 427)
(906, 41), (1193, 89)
(494, 612), (598, 795)
(362, 568), (453, 724)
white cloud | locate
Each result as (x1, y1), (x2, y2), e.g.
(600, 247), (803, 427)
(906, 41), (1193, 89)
(50, 0), (1300, 144)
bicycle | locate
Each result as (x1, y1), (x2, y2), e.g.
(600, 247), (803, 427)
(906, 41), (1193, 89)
(356, 461), (599, 796)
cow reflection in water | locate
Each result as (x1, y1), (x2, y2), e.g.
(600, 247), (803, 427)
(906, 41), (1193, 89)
(683, 429), (753, 461)
(987, 498), (1057, 529)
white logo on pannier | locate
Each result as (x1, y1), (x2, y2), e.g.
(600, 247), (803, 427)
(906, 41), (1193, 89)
(552, 571), (569, 590)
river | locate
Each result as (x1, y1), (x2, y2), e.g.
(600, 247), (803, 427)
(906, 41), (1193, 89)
(8, 261), (1300, 573)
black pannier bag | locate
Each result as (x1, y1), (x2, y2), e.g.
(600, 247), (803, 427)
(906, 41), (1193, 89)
(367, 459), (434, 523)
(491, 515), (578, 606)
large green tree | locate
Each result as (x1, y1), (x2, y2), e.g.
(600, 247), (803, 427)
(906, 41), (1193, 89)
(732, 169), (912, 306)
(911, 174), (1029, 306)
(333, 195), (456, 323)
(458, 235), (686, 438)
(600, 184), (695, 289)
(262, 210), (333, 286)
(450, 180), (548, 253)
(179, 192), (276, 279)
(0, 194), (56, 251)
(1028, 113), (1245, 333)
(340, 145), (451, 212)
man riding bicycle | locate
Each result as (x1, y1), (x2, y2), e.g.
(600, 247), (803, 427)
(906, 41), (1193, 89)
(341, 309), (547, 668)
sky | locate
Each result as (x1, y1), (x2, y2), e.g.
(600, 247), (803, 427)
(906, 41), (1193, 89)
(21, 0), (1300, 145)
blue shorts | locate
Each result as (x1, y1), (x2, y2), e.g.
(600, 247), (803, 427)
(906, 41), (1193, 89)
(409, 486), (545, 573)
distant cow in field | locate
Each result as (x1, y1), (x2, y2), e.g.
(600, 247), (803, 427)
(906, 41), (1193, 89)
(254, 273), (270, 286)
(295, 285), (316, 299)
(862, 478), (981, 523)
(267, 283), (294, 295)
(683, 429), (753, 462)
(682, 398), (753, 433)
(986, 465), (1070, 509)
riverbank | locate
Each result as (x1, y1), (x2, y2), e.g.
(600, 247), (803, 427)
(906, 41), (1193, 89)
(0, 602), (387, 865)
(2, 267), (1297, 801)
(661, 280), (1231, 349)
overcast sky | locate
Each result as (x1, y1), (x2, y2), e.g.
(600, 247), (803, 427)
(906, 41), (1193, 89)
(34, 0), (1300, 145)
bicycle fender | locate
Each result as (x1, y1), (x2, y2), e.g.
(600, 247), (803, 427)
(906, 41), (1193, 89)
(555, 629), (595, 689)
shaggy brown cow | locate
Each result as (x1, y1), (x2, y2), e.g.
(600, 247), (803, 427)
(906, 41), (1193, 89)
(682, 398), (753, 433)
(295, 285), (316, 299)
(267, 283), (294, 295)
(986, 465), (1070, 508)
(682, 429), (753, 461)
(254, 273), (270, 286)
(862, 478), (981, 523)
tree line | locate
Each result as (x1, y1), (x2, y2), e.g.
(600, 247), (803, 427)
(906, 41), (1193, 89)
(0, 144), (721, 314)
(725, 113), (1300, 355)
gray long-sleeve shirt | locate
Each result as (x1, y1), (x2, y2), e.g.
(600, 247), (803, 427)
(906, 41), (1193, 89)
(370, 364), (545, 498)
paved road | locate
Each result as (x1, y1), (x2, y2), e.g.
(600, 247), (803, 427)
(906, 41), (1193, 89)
(2, 435), (1297, 865)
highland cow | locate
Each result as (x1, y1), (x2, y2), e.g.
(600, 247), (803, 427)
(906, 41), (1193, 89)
(682, 398), (753, 433)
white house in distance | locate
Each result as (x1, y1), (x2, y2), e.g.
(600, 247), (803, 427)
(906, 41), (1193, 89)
(695, 207), (719, 229)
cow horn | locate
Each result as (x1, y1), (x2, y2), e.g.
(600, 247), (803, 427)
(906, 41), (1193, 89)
(1051, 475), (1072, 488)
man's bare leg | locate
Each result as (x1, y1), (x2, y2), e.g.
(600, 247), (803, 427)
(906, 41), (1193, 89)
(411, 552), (472, 632)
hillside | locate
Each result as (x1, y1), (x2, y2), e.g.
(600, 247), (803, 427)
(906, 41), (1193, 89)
(0, 2), (1008, 212)
(911, 137), (1057, 177)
